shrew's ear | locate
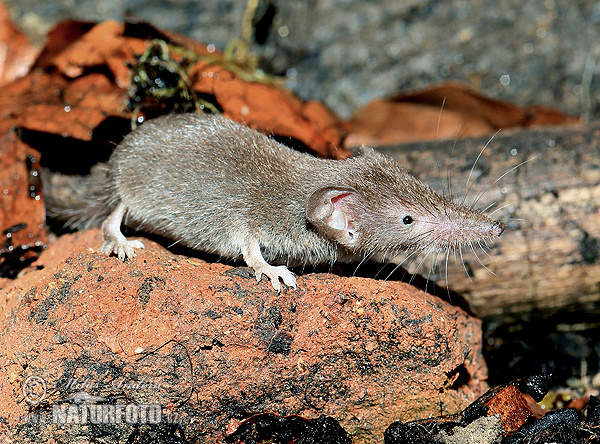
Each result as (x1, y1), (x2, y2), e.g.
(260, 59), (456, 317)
(306, 186), (359, 248)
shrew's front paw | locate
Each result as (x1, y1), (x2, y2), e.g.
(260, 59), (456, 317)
(253, 263), (297, 292)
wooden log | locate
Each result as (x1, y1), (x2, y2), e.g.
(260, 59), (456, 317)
(377, 123), (600, 320)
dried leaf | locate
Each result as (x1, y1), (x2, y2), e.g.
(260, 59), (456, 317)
(484, 385), (534, 433)
(191, 63), (347, 158)
(42, 21), (147, 88)
(0, 71), (127, 140)
(33, 20), (96, 70)
(33, 20), (346, 158)
(0, 2), (37, 86)
(346, 81), (580, 147)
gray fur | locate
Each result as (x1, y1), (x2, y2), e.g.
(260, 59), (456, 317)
(47, 113), (505, 268)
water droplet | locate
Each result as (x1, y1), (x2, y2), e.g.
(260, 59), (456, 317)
(536, 27), (547, 38)
(548, 139), (555, 147)
(286, 68), (297, 79)
(64, 105), (71, 112)
(278, 26), (289, 38)
(511, 148), (518, 156)
(207, 43), (216, 53)
(523, 43), (534, 54)
(500, 74), (511, 86)
(458, 28), (473, 43)
(387, 43), (401, 57)
(478, 57), (491, 70)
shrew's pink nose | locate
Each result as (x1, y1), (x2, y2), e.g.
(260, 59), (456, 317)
(494, 221), (506, 237)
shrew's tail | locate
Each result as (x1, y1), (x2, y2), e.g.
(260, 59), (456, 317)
(42, 163), (118, 229)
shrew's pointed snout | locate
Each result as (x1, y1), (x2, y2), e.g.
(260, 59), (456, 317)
(493, 221), (506, 237)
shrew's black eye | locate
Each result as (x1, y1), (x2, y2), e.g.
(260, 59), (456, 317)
(403, 216), (413, 225)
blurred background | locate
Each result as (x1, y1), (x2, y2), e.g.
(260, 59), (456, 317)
(5, 0), (600, 122)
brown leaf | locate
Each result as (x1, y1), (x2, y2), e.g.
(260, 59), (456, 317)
(0, 71), (127, 140)
(485, 385), (534, 433)
(33, 20), (96, 70)
(191, 63), (347, 158)
(32, 20), (346, 158)
(346, 81), (580, 147)
(41, 20), (148, 88)
(0, 2), (37, 86)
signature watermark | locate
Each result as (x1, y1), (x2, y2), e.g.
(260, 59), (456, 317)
(21, 376), (181, 426)
(63, 376), (165, 392)
(22, 375), (47, 405)
(52, 393), (162, 425)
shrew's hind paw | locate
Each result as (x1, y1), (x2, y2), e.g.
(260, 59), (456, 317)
(99, 238), (145, 260)
(100, 201), (144, 261)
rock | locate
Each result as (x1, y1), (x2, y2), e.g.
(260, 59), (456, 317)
(437, 415), (503, 444)
(383, 374), (551, 444)
(0, 229), (487, 443)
